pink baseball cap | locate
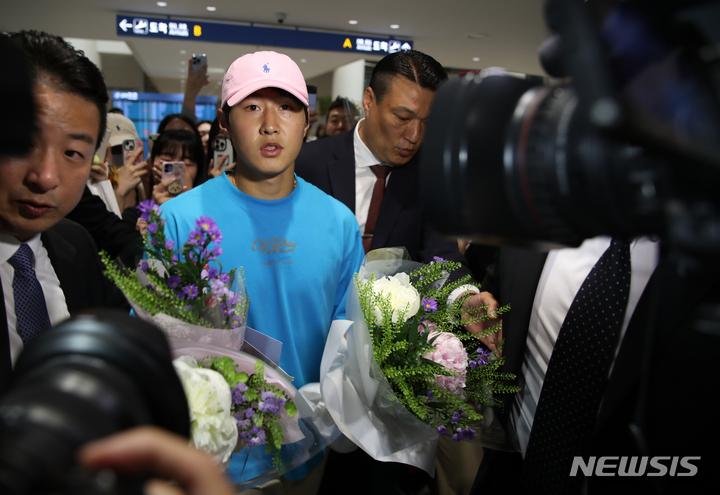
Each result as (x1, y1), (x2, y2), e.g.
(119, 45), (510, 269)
(221, 51), (309, 108)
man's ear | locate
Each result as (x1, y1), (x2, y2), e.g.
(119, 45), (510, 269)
(362, 86), (375, 119)
(217, 107), (229, 132)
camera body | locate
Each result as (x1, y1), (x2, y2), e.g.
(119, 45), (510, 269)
(0, 311), (189, 495)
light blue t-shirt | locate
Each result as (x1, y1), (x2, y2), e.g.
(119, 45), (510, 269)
(160, 173), (364, 481)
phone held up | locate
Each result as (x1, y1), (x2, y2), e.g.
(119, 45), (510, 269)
(122, 139), (144, 166)
(162, 161), (186, 195)
(212, 136), (234, 172)
(191, 53), (207, 75)
(307, 85), (317, 112)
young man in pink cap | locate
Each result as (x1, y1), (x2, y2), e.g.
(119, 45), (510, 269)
(159, 51), (364, 490)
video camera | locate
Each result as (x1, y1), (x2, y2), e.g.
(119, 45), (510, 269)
(421, 0), (720, 256)
(0, 312), (189, 495)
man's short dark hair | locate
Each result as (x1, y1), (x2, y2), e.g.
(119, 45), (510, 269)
(369, 50), (448, 103)
(328, 96), (348, 114)
(6, 30), (108, 149)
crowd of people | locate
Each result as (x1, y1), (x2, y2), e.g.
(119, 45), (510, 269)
(0, 26), (716, 495)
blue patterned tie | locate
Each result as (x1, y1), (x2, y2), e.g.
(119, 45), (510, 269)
(7, 244), (51, 344)
(521, 239), (632, 494)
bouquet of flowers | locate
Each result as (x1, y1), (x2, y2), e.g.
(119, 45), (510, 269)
(171, 344), (298, 470)
(320, 249), (518, 474)
(101, 200), (248, 348)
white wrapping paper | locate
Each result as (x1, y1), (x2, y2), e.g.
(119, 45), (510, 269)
(319, 258), (442, 476)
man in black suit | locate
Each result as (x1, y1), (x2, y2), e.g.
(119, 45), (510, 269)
(470, 239), (720, 494)
(0, 31), (126, 391)
(295, 50), (474, 273)
(298, 50), (492, 495)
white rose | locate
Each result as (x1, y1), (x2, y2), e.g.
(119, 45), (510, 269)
(371, 272), (421, 325)
(173, 357), (238, 464)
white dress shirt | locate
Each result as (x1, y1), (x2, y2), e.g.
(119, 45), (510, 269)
(0, 233), (70, 365)
(510, 236), (659, 456)
(352, 120), (479, 302)
(353, 118), (392, 234)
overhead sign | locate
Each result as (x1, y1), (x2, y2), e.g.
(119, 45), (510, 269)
(116, 15), (413, 54)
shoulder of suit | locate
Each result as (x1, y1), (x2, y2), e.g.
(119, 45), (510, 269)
(298, 131), (353, 161)
(43, 218), (96, 249)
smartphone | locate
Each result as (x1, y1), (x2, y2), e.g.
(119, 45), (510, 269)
(162, 161), (186, 195)
(306, 85), (317, 112)
(212, 137), (234, 171)
(148, 133), (159, 155)
(191, 53), (207, 74)
(122, 139), (144, 166)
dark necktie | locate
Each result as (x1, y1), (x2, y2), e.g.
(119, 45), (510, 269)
(362, 165), (390, 253)
(7, 244), (51, 344)
(521, 239), (631, 494)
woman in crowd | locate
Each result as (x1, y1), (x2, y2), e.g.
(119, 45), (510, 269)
(127, 129), (207, 231)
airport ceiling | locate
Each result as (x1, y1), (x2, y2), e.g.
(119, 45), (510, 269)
(1, 0), (551, 98)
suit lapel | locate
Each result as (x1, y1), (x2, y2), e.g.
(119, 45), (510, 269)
(41, 228), (82, 313)
(501, 248), (548, 377)
(325, 132), (356, 213)
(595, 257), (720, 433)
(371, 157), (415, 250)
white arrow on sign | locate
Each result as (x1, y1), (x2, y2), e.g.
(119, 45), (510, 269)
(119, 19), (132, 32)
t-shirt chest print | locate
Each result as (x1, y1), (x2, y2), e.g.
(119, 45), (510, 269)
(252, 236), (297, 266)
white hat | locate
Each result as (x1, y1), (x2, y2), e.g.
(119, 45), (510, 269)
(107, 113), (139, 147)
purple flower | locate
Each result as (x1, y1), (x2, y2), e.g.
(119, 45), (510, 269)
(187, 229), (204, 246)
(427, 390), (434, 399)
(164, 239), (175, 250)
(422, 298), (438, 313)
(212, 245), (223, 257)
(140, 212), (151, 222)
(137, 199), (159, 215)
(219, 272), (231, 284)
(167, 275), (181, 289)
(147, 223), (158, 234)
(433, 256), (446, 263)
(437, 426), (446, 435)
(139, 261), (149, 272)
(452, 412), (461, 424)
(244, 408), (254, 419)
(184, 284), (199, 299)
(231, 387), (246, 405)
(206, 267), (219, 279)
(236, 418), (250, 430)
(231, 315), (241, 328)
(235, 382), (248, 393)
(247, 429), (266, 446)
(476, 348), (492, 366)
(469, 360), (478, 369)
(195, 216), (220, 236)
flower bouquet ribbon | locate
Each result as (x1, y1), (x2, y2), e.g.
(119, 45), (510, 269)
(319, 248), (517, 475)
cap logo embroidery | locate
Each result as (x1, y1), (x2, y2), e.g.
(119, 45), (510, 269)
(263, 63), (270, 73)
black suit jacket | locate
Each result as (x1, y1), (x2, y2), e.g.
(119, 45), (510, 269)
(0, 219), (128, 391)
(296, 131), (473, 279)
(473, 246), (720, 493)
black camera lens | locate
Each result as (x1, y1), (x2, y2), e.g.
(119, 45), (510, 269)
(164, 162), (173, 173)
(0, 311), (189, 495)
